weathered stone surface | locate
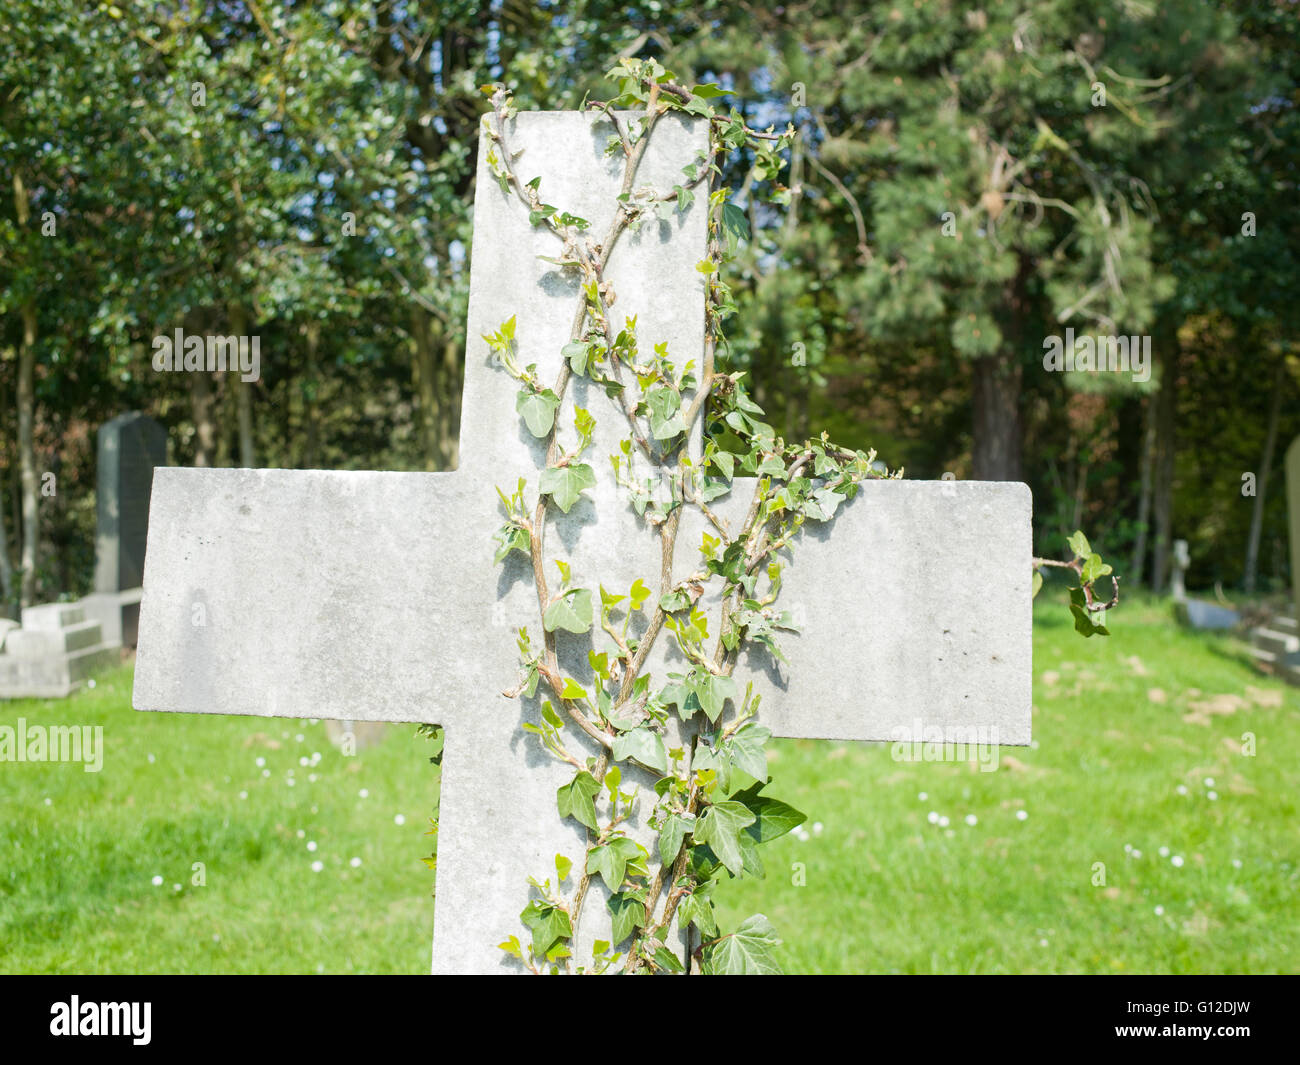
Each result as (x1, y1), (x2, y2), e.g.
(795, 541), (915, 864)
(134, 111), (1032, 974)
(95, 411), (167, 596)
(80, 588), (144, 648)
(20, 603), (85, 631)
(4, 620), (105, 659)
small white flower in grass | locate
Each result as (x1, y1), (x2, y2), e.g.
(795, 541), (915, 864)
(309, 774), (318, 783)
(1132, 850), (1142, 859)
(938, 816), (950, 828)
(311, 752), (322, 764)
(88, 678), (96, 689)
(147, 753), (156, 764)
(1124, 843), (1133, 853)
(394, 814), (406, 826)
(965, 815), (978, 826)
(255, 757), (265, 768)
(1016, 810), (1029, 822)
(296, 830), (305, 839)
(295, 734), (304, 743)
(239, 791), (248, 800)
(151, 875), (163, 886)
(307, 841), (317, 852)
(299, 756), (309, 767)
(359, 788), (369, 799)
(44, 797), (52, 806)
(794, 827), (810, 841)
(212, 934), (220, 943)
(311, 860), (323, 873)
(1207, 791), (1218, 801)
(286, 779), (296, 787)
(1159, 846), (1170, 858)
(1154, 905), (1164, 916)
(1039, 938), (1048, 947)
(1176, 785), (1188, 796)
(173, 884), (181, 892)
(927, 811), (939, 824)
(1232, 859), (1242, 869)
(349, 857), (362, 868)
(261, 769), (270, 779)
(1204, 777), (1215, 788)
(812, 822), (824, 836)
(1171, 855), (1184, 867)
(918, 792), (928, 801)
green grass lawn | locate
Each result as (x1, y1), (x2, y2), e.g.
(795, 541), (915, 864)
(2, 594), (1296, 973)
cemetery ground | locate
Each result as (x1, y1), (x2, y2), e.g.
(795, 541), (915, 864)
(2, 593), (1295, 975)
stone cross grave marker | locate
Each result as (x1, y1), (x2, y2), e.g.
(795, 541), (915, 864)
(134, 111), (1031, 974)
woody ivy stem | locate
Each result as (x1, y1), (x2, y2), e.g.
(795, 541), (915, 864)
(477, 60), (1117, 975)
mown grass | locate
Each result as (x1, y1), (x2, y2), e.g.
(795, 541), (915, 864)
(1, 594), (1296, 973)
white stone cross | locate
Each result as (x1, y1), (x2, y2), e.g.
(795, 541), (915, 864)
(133, 111), (1031, 974)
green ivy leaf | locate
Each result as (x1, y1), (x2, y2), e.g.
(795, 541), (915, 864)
(689, 671), (738, 723)
(677, 882), (717, 937)
(540, 463), (596, 513)
(693, 800), (756, 876)
(517, 388), (561, 438)
(658, 811), (693, 864)
(727, 723), (771, 781)
(612, 726), (668, 774)
(586, 836), (642, 892)
(1066, 530), (1091, 560)
(731, 783), (807, 843)
(519, 899), (572, 956)
(493, 523), (530, 565)
(645, 387), (687, 439)
(556, 770), (601, 830)
(562, 340), (592, 376)
(702, 913), (782, 975)
(1032, 570), (1044, 599)
(1080, 552), (1113, 584)
(607, 888), (648, 945)
(543, 588), (593, 634)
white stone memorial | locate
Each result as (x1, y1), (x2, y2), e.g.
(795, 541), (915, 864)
(133, 110), (1032, 973)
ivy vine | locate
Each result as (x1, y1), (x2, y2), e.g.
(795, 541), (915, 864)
(442, 59), (1118, 975)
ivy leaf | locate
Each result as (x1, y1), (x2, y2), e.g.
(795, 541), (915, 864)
(691, 82), (732, 100)
(721, 202), (750, 250)
(540, 463), (596, 513)
(1068, 586), (1109, 637)
(517, 388), (561, 438)
(651, 946), (686, 973)
(543, 588), (593, 634)
(519, 900), (572, 956)
(555, 853), (572, 882)
(693, 800), (756, 876)
(586, 836), (642, 892)
(1066, 530), (1092, 560)
(1032, 570), (1044, 599)
(658, 812), (693, 864)
(689, 671), (738, 723)
(677, 883), (717, 937)
(659, 588), (692, 613)
(612, 726), (668, 774)
(703, 913), (782, 975)
(556, 771), (601, 830)
(732, 783), (807, 843)
(629, 578), (652, 610)
(644, 387), (687, 439)
(1080, 552), (1113, 584)
(562, 340), (592, 376)
(607, 888), (648, 945)
(492, 523), (530, 565)
(727, 723), (771, 781)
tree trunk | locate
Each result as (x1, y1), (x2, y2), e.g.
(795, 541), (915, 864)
(1128, 392), (1157, 587)
(304, 320), (321, 469)
(412, 307), (440, 471)
(971, 353), (1023, 481)
(191, 367), (216, 467)
(230, 303), (255, 467)
(17, 300), (39, 609)
(1151, 334), (1179, 593)
(1243, 358), (1285, 594)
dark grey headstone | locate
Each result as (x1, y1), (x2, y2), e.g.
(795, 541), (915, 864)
(94, 412), (167, 594)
